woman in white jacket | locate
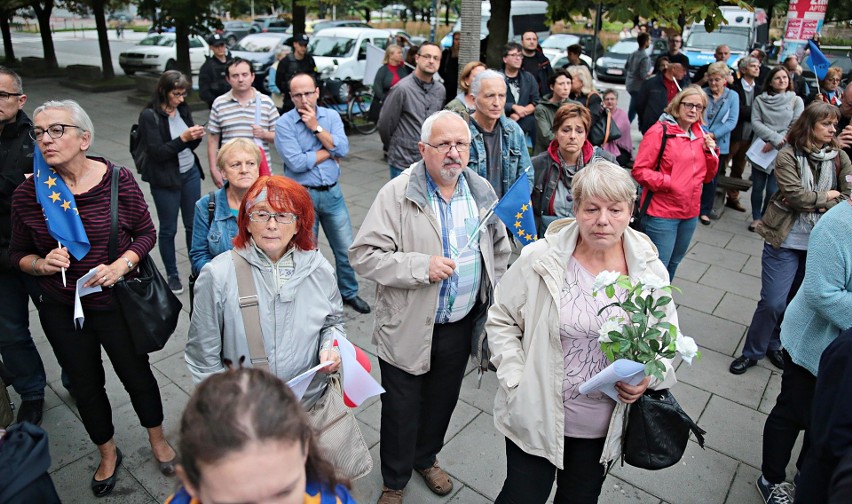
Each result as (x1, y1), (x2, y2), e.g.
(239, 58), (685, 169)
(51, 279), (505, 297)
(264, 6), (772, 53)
(486, 161), (677, 504)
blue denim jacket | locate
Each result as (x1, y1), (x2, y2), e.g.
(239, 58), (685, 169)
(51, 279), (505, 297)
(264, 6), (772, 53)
(189, 187), (238, 276)
(468, 115), (533, 195)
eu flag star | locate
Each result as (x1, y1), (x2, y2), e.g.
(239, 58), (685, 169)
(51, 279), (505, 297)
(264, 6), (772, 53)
(525, 233), (533, 241)
(49, 191), (60, 203)
(514, 221), (521, 228)
(521, 203), (529, 212)
(61, 200), (71, 211)
(515, 212), (523, 219)
(44, 176), (57, 188)
(517, 228), (525, 237)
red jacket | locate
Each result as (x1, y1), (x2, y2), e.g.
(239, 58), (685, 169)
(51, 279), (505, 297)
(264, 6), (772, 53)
(632, 119), (719, 220)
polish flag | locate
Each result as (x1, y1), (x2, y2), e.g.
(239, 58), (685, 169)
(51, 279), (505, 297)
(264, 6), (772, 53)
(335, 336), (385, 407)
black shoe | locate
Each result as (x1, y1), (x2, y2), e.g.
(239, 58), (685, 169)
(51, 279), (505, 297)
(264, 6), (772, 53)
(16, 398), (44, 426)
(343, 295), (371, 314)
(729, 355), (758, 375)
(767, 350), (785, 370)
(91, 448), (123, 498)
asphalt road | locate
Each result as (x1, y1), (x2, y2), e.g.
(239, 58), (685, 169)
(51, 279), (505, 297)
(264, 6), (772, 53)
(5, 30), (145, 75)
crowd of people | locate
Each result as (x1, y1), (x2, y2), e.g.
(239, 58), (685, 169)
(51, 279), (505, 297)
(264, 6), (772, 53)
(1, 21), (851, 504)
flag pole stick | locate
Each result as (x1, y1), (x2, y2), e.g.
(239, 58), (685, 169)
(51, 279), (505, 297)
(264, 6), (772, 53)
(58, 240), (66, 287)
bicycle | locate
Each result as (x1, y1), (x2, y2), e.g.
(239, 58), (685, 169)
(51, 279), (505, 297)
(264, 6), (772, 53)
(318, 78), (378, 135)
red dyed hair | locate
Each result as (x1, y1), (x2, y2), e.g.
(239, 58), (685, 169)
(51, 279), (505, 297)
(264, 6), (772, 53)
(233, 176), (315, 251)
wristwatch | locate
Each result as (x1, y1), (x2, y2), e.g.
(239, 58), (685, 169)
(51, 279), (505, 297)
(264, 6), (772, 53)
(313, 125), (324, 135)
(121, 257), (135, 270)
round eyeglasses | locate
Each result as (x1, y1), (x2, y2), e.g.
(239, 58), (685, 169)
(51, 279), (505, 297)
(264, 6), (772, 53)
(248, 211), (298, 225)
(30, 123), (84, 141)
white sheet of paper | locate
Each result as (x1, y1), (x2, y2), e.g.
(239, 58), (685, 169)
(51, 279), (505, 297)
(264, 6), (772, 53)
(286, 361), (334, 401)
(579, 359), (646, 403)
(746, 137), (779, 171)
(336, 334), (385, 405)
(73, 268), (102, 329)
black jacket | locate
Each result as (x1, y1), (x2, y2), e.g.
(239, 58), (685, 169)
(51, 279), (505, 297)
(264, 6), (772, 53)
(636, 74), (671, 134)
(275, 53), (318, 112)
(504, 69), (540, 138)
(0, 110), (34, 271)
(522, 50), (554, 99)
(0, 422), (61, 504)
(139, 103), (202, 189)
(729, 77), (762, 142)
(439, 48), (459, 104)
(199, 54), (232, 108)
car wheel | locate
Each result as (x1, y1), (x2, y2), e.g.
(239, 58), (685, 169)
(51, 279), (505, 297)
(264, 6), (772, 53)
(227, 35), (237, 46)
(165, 59), (178, 71)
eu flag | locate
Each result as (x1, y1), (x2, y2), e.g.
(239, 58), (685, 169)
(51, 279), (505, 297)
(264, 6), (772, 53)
(493, 174), (537, 246)
(33, 147), (90, 260)
(808, 40), (831, 82)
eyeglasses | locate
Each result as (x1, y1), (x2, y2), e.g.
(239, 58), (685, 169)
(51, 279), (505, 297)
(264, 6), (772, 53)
(248, 211), (298, 225)
(30, 123), (84, 141)
(826, 78), (842, 83)
(170, 91), (188, 98)
(0, 91), (23, 100)
(417, 54), (441, 61)
(290, 89), (317, 100)
(680, 102), (705, 111)
(423, 142), (471, 154)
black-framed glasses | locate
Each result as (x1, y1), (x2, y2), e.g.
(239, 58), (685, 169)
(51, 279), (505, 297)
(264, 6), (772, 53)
(423, 142), (471, 154)
(248, 211), (298, 224)
(0, 91), (23, 100)
(170, 90), (188, 98)
(680, 103), (705, 111)
(29, 123), (84, 141)
(290, 89), (317, 100)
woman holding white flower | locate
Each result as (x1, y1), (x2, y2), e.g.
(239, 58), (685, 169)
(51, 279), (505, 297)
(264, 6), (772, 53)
(486, 161), (678, 504)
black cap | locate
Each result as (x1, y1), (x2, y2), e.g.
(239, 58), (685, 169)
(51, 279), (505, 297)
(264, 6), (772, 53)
(294, 33), (309, 45)
(208, 34), (226, 46)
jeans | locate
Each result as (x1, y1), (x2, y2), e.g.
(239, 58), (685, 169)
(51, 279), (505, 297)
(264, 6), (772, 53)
(627, 90), (640, 123)
(150, 166), (201, 278)
(640, 215), (698, 280)
(308, 183), (360, 299)
(751, 169), (778, 221)
(700, 154), (728, 216)
(743, 245), (806, 360)
(495, 437), (607, 504)
(0, 270), (46, 401)
(389, 165), (404, 179)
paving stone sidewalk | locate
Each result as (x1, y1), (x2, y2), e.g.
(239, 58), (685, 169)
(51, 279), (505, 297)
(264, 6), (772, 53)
(7, 78), (801, 504)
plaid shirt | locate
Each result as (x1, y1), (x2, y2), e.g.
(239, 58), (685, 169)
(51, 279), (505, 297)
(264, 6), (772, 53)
(425, 171), (481, 324)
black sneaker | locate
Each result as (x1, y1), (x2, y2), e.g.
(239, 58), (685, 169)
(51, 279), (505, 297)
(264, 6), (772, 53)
(16, 398), (44, 426)
(756, 476), (794, 504)
(168, 276), (184, 295)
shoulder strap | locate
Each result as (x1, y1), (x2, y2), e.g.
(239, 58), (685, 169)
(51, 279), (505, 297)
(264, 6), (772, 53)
(108, 166), (120, 263)
(602, 110), (613, 145)
(207, 191), (216, 226)
(230, 250), (268, 372)
(637, 124), (669, 220)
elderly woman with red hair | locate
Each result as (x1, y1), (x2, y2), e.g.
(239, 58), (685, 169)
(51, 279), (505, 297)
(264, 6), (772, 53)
(186, 175), (343, 409)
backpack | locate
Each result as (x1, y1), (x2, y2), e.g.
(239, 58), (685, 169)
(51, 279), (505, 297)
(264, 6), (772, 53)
(129, 109), (159, 179)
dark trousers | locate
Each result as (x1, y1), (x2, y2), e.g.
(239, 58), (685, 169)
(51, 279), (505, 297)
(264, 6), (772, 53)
(727, 138), (749, 200)
(0, 269), (46, 401)
(495, 437), (607, 504)
(150, 166), (201, 278)
(378, 312), (474, 490)
(762, 350), (815, 484)
(37, 300), (164, 445)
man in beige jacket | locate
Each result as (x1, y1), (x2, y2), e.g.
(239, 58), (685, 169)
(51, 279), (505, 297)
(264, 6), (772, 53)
(350, 110), (510, 504)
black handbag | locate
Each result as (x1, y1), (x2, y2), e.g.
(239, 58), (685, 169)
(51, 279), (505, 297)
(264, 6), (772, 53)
(622, 389), (706, 470)
(107, 166), (182, 354)
(586, 93), (622, 147)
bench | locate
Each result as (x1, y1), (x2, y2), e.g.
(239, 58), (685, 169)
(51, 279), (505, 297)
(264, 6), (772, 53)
(713, 176), (753, 217)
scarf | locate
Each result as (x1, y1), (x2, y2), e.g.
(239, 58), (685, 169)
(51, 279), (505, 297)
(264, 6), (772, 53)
(797, 147), (837, 227)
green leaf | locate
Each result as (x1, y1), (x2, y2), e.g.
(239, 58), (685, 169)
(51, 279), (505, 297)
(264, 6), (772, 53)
(649, 339), (660, 352)
(655, 296), (673, 307)
(605, 284), (615, 298)
(631, 312), (645, 324)
(616, 277), (632, 289)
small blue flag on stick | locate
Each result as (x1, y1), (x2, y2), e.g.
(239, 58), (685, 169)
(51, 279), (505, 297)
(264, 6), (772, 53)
(493, 175), (538, 246)
(808, 40), (831, 82)
(33, 147), (90, 260)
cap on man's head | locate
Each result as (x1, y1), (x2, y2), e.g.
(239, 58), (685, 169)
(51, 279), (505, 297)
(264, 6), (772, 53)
(208, 34), (226, 46)
(294, 34), (309, 46)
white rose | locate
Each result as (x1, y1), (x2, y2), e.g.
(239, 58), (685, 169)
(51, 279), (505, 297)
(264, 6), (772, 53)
(598, 318), (623, 343)
(676, 335), (699, 365)
(635, 273), (669, 292)
(592, 270), (621, 293)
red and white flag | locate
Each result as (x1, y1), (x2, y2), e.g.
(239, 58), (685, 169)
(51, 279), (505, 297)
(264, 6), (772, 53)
(335, 335), (385, 407)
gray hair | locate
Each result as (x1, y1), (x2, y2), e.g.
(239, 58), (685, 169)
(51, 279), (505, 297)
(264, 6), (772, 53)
(420, 110), (471, 143)
(738, 56), (759, 72)
(603, 88), (619, 99)
(0, 66), (22, 93)
(572, 160), (637, 207)
(33, 100), (94, 139)
(470, 69), (506, 98)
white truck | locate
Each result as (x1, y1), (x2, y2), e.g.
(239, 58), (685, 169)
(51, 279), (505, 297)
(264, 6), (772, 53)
(682, 6), (768, 73)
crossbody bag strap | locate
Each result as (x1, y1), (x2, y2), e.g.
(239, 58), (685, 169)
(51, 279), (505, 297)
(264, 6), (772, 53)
(230, 250), (269, 372)
(603, 110), (613, 144)
(107, 166), (120, 263)
(637, 123), (669, 220)
(207, 191), (216, 225)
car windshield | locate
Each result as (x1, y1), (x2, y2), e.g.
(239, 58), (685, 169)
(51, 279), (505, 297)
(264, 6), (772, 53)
(541, 35), (580, 50)
(309, 36), (357, 57)
(686, 27), (749, 52)
(139, 35), (175, 47)
(608, 40), (638, 54)
(233, 36), (281, 52)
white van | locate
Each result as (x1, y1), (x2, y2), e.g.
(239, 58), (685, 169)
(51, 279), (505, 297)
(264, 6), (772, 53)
(310, 27), (391, 82)
(440, 1), (549, 47)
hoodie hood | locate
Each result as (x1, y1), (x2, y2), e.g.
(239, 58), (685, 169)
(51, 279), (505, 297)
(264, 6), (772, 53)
(658, 112), (705, 138)
(546, 138), (595, 165)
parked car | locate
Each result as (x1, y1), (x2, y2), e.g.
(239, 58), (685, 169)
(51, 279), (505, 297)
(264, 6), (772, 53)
(119, 33), (209, 75)
(250, 16), (291, 33)
(311, 19), (372, 34)
(229, 32), (291, 93)
(384, 28), (426, 46)
(569, 33), (605, 60)
(309, 27), (391, 82)
(594, 37), (668, 83)
(541, 34), (592, 69)
(216, 20), (254, 46)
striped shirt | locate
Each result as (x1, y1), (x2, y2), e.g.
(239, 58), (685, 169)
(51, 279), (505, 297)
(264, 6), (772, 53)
(425, 171), (481, 324)
(208, 89), (280, 160)
(10, 160), (156, 309)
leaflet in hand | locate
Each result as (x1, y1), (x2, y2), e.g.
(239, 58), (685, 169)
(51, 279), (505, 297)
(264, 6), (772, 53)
(73, 267), (102, 329)
(746, 138), (778, 172)
(286, 361), (334, 401)
(579, 359), (646, 403)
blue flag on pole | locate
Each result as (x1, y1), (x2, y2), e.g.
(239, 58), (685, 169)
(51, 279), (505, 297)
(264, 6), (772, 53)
(808, 40), (831, 82)
(33, 148), (90, 260)
(493, 174), (538, 246)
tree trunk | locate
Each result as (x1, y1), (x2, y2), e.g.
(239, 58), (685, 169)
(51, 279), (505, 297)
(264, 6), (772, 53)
(365, 8), (371, 24)
(175, 19), (191, 76)
(444, 0), (450, 25)
(487, 0), (509, 68)
(92, 0), (114, 79)
(32, 0), (57, 68)
(292, 1), (305, 36)
(0, 15), (15, 64)
(459, 0), (480, 73)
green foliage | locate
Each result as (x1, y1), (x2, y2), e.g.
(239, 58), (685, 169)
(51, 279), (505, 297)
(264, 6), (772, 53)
(549, 0), (750, 32)
(137, 0), (218, 36)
